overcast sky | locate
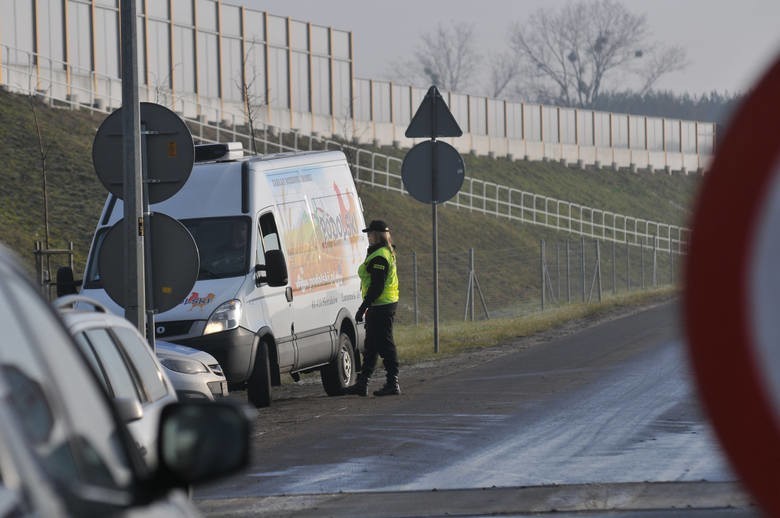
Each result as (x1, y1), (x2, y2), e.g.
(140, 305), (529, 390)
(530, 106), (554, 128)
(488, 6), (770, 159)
(238, 0), (780, 97)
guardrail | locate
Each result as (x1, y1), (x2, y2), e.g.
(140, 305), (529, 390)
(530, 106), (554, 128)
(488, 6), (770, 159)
(343, 149), (689, 255)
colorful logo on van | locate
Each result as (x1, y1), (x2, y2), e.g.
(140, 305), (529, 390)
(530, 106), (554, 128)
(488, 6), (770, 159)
(184, 292), (215, 309)
(268, 166), (363, 295)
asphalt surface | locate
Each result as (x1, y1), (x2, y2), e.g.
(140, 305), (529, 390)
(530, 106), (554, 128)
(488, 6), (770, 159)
(194, 301), (761, 516)
(196, 481), (755, 517)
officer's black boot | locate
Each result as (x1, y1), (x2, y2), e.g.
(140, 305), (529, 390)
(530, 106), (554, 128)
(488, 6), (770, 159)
(373, 375), (400, 396)
(344, 373), (370, 396)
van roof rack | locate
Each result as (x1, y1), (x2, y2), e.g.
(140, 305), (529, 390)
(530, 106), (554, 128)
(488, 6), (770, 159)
(195, 142), (244, 162)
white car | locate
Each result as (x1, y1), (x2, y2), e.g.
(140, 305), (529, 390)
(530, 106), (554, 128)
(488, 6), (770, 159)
(56, 296), (228, 400)
(54, 295), (179, 469)
(156, 340), (229, 400)
(0, 243), (249, 517)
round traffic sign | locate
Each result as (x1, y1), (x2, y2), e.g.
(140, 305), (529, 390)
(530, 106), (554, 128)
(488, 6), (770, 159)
(99, 213), (199, 313)
(684, 53), (780, 516)
(93, 102), (194, 204)
(401, 140), (465, 203)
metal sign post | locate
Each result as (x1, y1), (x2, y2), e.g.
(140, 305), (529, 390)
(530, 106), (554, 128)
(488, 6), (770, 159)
(402, 86), (464, 353)
(140, 123), (155, 348)
(119, 0), (145, 338)
(431, 95), (439, 353)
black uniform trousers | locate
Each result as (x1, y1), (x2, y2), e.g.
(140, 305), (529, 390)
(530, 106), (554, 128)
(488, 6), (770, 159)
(361, 302), (399, 379)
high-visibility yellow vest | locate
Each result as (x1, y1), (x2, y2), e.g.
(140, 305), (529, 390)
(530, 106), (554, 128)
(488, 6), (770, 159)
(358, 246), (399, 305)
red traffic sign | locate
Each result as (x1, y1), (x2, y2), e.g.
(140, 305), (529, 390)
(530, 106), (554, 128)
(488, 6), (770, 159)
(684, 53), (780, 516)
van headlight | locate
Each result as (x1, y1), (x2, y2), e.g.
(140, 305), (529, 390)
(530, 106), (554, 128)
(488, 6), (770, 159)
(204, 299), (242, 335)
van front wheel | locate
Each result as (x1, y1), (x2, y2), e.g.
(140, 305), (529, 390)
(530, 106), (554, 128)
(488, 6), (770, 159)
(321, 332), (355, 396)
(248, 339), (272, 408)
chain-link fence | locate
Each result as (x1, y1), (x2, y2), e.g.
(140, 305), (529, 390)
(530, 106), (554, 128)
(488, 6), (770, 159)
(396, 237), (681, 326)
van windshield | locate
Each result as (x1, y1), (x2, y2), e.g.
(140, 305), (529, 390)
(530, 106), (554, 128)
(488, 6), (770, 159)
(183, 217), (250, 279)
(83, 217), (251, 288)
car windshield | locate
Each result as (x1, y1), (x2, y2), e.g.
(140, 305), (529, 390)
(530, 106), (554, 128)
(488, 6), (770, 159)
(83, 217), (251, 287)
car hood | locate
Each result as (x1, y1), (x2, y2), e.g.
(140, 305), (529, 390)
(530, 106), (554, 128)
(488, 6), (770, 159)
(156, 341), (219, 365)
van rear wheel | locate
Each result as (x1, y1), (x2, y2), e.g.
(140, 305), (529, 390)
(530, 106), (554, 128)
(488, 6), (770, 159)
(321, 332), (355, 396)
(248, 340), (272, 408)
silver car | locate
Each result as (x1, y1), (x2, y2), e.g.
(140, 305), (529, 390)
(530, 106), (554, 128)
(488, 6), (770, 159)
(156, 340), (229, 400)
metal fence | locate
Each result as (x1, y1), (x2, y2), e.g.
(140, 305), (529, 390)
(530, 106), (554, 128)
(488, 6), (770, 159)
(0, 0), (354, 128)
(0, 0), (715, 171)
(354, 78), (714, 172)
(343, 149), (690, 254)
(395, 237), (680, 325)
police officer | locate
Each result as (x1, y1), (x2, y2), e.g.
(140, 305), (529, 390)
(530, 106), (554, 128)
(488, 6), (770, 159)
(345, 219), (400, 396)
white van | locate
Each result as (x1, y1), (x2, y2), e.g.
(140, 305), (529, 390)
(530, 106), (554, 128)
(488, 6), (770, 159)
(78, 143), (368, 408)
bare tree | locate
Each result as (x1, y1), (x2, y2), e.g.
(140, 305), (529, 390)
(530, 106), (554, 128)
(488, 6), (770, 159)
(236, 39), (267, 155)
(26, 92), (54, 293)
(389, 21), (481, 92)
(28, 96), (50, 252)
(508, 0), (686, 107)
(150, 64), (180, 107)
(487, 51), (519, 98)
(635, 46), (687, 96)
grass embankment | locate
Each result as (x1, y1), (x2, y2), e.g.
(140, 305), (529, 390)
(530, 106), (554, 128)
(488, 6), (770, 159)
(0, 89), (106, 276)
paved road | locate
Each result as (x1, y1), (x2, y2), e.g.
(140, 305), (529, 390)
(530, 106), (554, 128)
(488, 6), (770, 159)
(195, 302), (760, 516)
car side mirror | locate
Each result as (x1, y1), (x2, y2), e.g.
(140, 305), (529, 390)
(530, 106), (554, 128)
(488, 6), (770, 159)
(254, 249), (288, 287)
(157, 401), (251, 485)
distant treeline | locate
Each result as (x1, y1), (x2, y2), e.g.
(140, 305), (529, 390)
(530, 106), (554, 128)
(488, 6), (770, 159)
(590, 90), (742, 126)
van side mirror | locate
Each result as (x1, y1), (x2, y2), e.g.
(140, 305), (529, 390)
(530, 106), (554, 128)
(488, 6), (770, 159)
(56, 266), (81, 297)
(255, 249), (288, 287)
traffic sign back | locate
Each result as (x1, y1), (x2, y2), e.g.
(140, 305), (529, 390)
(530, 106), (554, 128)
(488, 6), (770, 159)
(99, 213), (199, 313)
(93, 102), (194, 204)
(405, 85), (463, 138)
(401, 141), (465, 203)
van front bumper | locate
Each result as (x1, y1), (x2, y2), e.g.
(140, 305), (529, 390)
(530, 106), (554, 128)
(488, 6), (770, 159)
(173, 327), (257, 384)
